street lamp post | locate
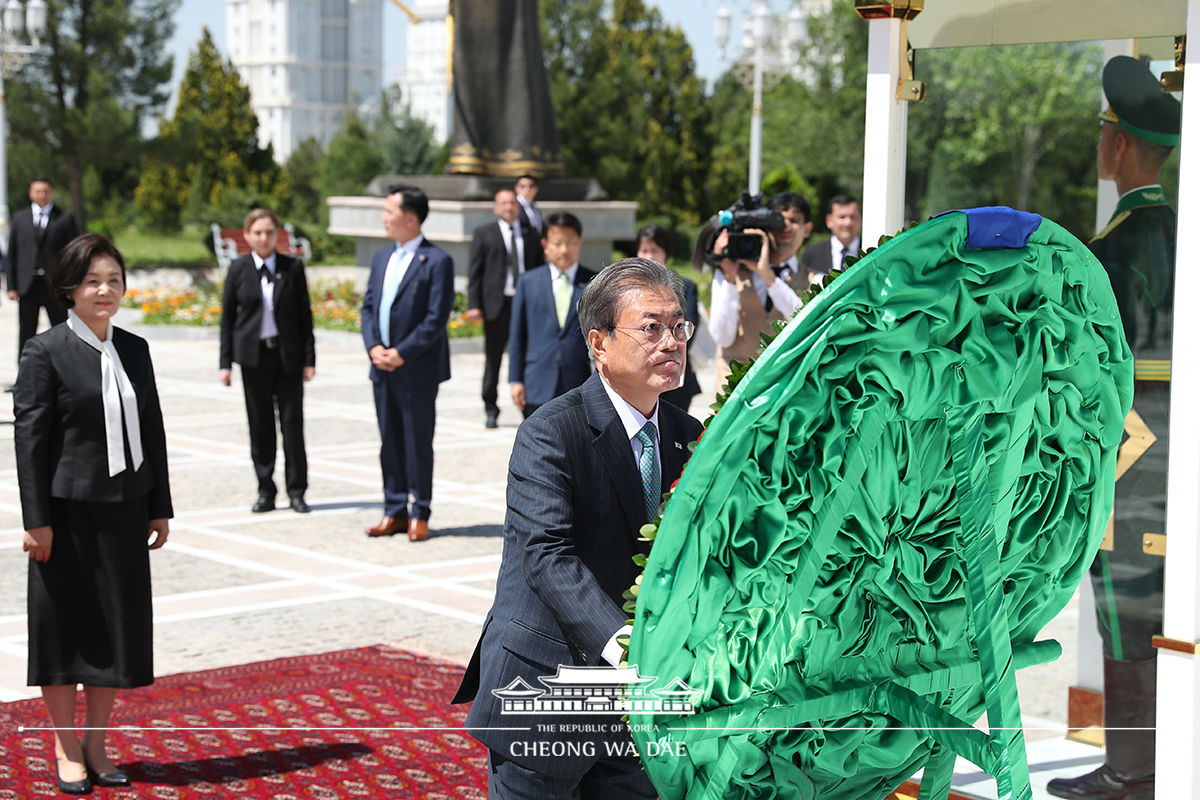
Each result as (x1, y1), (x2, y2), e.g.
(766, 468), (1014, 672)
(0, 0), (47, 241)
(714, 0), (808, 196)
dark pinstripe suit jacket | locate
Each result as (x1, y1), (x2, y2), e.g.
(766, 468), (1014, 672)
(453, 372), (703, 778)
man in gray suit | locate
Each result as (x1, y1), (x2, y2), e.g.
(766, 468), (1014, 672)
(6, 177), (81, 358)
(454, 258), (704, 798)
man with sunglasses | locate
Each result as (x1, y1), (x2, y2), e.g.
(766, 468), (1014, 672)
(454, 258), (704, 799)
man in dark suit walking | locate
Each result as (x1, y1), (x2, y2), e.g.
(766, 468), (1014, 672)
(218, 208), (316, 514)
(6, 177), (81, 358)
(508, 212), (595, 419)
(360, 186), (455, 543)
(467, 188), (541, 428)
(799, 193), (862, 286)
(454, 258), (704, 798)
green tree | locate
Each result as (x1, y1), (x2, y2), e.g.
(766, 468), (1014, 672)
(281, 137), (325, 223)
(906, 42), (1102, 238)
(7, 0), (179, 225)
(374, 85), (439, 175)
(541, 0), (712, 224)
(706, 1), (868, 223)
(319, 111), (385, 200)
(136, 27), (280, 230)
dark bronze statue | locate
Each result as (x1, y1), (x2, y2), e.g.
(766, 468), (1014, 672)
(448, 0), (564, 178)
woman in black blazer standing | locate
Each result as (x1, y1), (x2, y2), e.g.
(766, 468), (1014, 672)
(15, 233), (173, 794)
(218, 208), (316, 513)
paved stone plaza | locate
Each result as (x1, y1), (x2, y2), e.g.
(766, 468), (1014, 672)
(0, 294), (1100, 797)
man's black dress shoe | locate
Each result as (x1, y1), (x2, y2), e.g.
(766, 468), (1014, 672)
(485, 409), (499, 429)
(251, 496), (275, 513)
(56, 761), (92, 794)
(1046, 765), (1153, 800)
(289, 496), (311, 514)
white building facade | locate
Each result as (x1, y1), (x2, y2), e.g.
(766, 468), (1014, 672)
(226, 0), (384, 160)
(397, 0), (452, 144)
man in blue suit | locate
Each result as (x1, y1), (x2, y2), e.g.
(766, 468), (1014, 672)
(508, 212), (596, 419)
(360, 186), (455, 542)
(454, 258), (704, 798)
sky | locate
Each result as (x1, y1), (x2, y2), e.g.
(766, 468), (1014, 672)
(166, 0), (764, 109)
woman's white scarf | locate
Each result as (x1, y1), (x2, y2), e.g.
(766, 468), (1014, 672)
(66, 311), (143, 477)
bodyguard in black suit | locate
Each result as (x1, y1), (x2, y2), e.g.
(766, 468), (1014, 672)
(219, 209), (316, 513)
(798, 193), (862, 285)
(6, 177), (81, 359)
(454, 258), (704, 799)
(361, 186), (455, 543)
(515, 174), (545, 237)
(467, 188), (542, 428)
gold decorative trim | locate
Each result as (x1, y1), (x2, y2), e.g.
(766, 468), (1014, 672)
(1114, 408), (1157, 483)
(1142, 533), (1165, 556)
(1152, 636), (1200, 655)
(1134, 359), (1171, 381)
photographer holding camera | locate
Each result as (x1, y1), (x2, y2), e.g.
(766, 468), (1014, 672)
(702, 191), (813, 389)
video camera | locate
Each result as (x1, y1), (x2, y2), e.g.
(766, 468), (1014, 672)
(709, 192), (785, 265)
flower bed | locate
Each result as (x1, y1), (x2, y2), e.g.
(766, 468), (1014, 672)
(123, 279), (484, 338)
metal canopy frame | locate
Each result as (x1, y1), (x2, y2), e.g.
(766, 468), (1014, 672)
(859, 1), (1200, 796)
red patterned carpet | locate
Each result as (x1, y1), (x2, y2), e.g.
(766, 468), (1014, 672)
(0, 645), (487, 799)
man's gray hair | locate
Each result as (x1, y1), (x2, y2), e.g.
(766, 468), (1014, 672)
(578, 257), (685, 355)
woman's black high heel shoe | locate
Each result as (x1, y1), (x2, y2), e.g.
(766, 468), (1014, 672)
(84, 759), (130, 788)
(55, 761), (92, 795)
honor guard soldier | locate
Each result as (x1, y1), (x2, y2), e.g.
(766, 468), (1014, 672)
(1048, 55), (1180, 800)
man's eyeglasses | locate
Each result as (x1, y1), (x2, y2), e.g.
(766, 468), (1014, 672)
(611, 320), (695, 344)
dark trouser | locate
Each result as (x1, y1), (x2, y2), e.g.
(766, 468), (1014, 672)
(1086, 383), (1167, 785)
(482, 297), (513, 414)
(241, 344), (307, 499)
(487, 748), (656, 800)
(18, 275), (67, 359)
(373, 375), (438, 521)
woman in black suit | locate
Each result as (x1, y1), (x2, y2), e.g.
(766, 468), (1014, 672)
(636, 224), (702, 412)
(219, 208), (316, 513)
(15, 233), (172, 794)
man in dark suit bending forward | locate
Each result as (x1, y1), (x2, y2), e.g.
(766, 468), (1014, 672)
(360, 186), (455, 543)
(454, 258), (704, 798)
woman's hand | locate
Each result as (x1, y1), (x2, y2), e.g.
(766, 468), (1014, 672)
(23, 526), (53, 562)
(302, 366), (315, 382)
(219, 369), (232, 387)
(148, 518), (170, 550)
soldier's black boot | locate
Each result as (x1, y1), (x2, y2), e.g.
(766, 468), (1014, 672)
(1047, 657), (1156, 799)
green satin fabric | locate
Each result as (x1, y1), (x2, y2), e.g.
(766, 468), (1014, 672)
(629, 211), (1132, 799)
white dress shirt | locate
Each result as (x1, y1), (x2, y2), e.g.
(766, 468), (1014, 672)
(501, 220), (525, 297)
(32, 202), (53, 229)
(597, 373), (662, 667)
(252, 251), (279, 340)
(828, 236), (861, 268)
(708, 268), (802, 348)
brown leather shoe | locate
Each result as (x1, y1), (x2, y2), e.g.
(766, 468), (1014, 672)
(407, 518), (429, 542)
(365, 516), (407, 537)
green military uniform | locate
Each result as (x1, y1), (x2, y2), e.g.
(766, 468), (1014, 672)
(1049, 55), (1180, 800)
(1088, 185), (1175, 664)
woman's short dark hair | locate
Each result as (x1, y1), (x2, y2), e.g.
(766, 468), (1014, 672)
(636, 223), (673, 259)
(48, 233), (127, 309)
